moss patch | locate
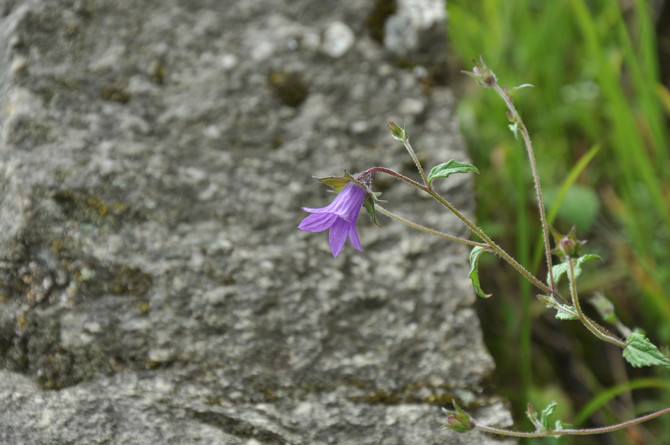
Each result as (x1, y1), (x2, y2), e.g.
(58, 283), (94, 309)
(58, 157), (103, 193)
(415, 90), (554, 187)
(268, 71), (308, 107)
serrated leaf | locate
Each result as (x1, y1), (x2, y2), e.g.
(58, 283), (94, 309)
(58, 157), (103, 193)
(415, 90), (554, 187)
(362, 193), (380, 227)
(469, 246), (492, 298)
(623, 330), (670, 368)
(427, 160), (479, 186)
(548, 254), (601, 286)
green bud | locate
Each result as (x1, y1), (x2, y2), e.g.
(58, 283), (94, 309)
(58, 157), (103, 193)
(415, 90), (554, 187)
(387, 122), (407, 142)
(550, 225), (586, 258)
(442, 402), (475, 433)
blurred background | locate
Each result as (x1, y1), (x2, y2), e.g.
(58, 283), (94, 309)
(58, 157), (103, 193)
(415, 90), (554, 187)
(444, 0), (670, 443)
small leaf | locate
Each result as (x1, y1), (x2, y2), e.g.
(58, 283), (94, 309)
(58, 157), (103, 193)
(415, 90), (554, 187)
(549, 262), (570, 286)
(469, 246), (492, 298)
(555, 304), (578, 320)
(540, 401), (558, 430)
(511, 83), (534, 95)
(508, 122), (520, 140)
(363, 193), (380, 227)
(538, 294), (578, 320)
(526, 403), (544, 432)
(552, 420), (570, 438)
(315, 175), (351, 191)
(588, 292), (620, 325)
(623, 330), (670, 368)
(549, 254), (601, 286)
(427, 160), (479, 186)
(576, 253), (601, 271)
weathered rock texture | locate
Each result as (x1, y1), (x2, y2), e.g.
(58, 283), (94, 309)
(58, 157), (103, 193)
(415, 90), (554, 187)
(0, 0), (513, 443)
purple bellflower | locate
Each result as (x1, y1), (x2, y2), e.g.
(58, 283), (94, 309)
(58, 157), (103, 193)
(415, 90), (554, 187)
(298, 182), (366, 257)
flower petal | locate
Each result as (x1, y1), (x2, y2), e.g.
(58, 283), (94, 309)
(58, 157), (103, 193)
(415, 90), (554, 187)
(302, 205), (327, 213)
(348, 222), (362, 251)
(298, 212), (337, 232)
(331, 184), (366, 221)
(328, 218), (349, 257)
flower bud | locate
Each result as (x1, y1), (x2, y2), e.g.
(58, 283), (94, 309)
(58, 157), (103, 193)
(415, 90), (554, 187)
(442, 402), (475, 433)
(387, 122), (407, 142)
(550, 225), (586, 258)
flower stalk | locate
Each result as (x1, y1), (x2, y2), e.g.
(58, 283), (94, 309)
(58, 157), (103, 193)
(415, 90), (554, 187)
(375, 205), (489, 249)
(493, 81), (556, 293)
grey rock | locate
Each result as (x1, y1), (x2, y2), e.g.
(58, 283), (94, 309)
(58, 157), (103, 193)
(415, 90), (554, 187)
(0, 0), (514, 444)
(384, 0), (447, 55)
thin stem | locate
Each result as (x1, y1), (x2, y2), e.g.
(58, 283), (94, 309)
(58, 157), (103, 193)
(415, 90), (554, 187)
(567, 257), (626, 348)
(363, 165), (557, 298)
(361, 166), (427, 191)
(472, 406), (670, 438)
(427, 188), (557, 298)
(375, 205), (489, 249)
(401, 138), (430, 188)
(492, 83), (556, 293)
(372, 155), (624, 342)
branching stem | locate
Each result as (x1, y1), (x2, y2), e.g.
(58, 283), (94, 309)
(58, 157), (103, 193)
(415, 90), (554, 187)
(567, 257), (626, 348)
(361, 166), (556, 298)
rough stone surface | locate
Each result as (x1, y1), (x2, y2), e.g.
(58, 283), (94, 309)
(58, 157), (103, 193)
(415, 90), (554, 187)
(0, 0), (514, 443)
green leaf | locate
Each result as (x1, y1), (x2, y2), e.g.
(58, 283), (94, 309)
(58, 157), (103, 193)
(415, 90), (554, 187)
(525, 403), (544, 432)
(528, 401), (564, 436)
(549, 254), (601, 286)
(469, 246), (492, 298)
(315, 175), (351, 191)
(427, 160), (479, 186)
(554, 304), (578, 320)
(550, 262), (569, 286)
(362, 193), (380, 227)
(508, 122), (520, 140)
(540, 401), (558, 430)
(623, 330), (670, 368)
(511, 83), (534, 95)
(537, 295), (578, 320)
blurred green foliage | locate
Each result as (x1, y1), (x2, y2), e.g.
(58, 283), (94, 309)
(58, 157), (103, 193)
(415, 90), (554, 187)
(447, 0), (670, 443)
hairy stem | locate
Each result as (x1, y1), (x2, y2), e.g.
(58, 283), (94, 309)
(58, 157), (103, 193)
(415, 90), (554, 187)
(375, 205), (489, 249)
(427, 188), (556, 297)
(362, 165), (557, 298)
(472, 406), (670, 438)
(491, 83), (556, 293)
(361, 166), (426, 190)
(567, 257), (626, 348)
(401, 137), (430, 188)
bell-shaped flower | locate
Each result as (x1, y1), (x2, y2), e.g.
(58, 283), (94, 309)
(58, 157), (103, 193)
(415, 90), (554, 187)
(298, 182), (366, 257)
